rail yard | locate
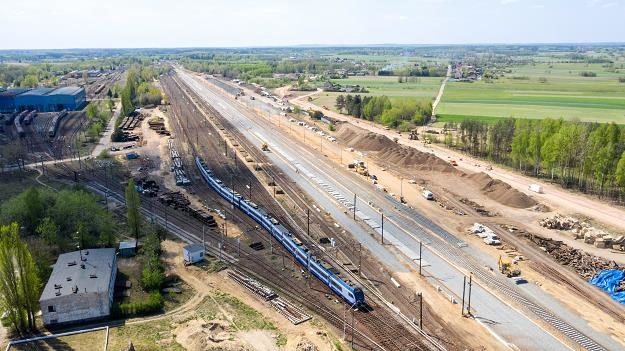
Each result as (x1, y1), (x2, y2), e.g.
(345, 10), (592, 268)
(2, 43), (625, 351)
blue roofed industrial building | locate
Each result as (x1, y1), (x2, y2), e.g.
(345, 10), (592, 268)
(0, 86), (86, 113)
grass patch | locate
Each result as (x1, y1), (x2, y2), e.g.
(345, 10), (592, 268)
(9, 329), (107, 351)
(107, 318), (184, 351)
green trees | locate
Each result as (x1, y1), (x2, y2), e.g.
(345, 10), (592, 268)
(1, 187), (115, 251)
(454, 118), (625, 200)
(140, 231), (165, 291)
(0, 223), (40, 334)
(333, 94), (431, 129)
(125, 180), (141, 243)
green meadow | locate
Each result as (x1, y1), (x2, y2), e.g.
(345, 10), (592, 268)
(437, 62), (625, 124)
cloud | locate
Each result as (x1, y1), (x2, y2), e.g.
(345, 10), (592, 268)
(501, 0), (520, 4)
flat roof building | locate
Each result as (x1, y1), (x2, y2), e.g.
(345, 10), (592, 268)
(39, 248), (117, 326)
(0, 86), (86, 113)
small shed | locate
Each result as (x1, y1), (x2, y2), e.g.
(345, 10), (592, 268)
(183, 244), (205, 265)
(119, 240), (137, 257)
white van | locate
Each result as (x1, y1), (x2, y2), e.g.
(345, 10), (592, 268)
(422, 190), (434, 200)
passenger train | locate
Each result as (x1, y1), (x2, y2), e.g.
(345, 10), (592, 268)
(195, 156), (365, 306)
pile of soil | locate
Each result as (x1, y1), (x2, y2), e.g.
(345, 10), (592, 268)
(468, 172), (537, 208)
(335, 124), (456, 172)
(175, 319), (249, 351)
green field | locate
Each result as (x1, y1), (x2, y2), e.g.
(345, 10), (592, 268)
(310, 75), (442, 113)
(437, 62), (625, 124)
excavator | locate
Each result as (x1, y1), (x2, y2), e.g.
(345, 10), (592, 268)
(498, 255), (521, 278)
(261, 142), (269, 151)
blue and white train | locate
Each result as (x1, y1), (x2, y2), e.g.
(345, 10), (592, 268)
(195, 156), (365, 306)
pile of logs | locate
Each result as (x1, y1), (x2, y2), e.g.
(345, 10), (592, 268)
(523, 232), (620, 279)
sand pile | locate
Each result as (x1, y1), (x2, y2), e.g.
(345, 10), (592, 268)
(336, 126), (396, 152)
(468, 172), (537, 208)
(335, 124), (456, 172)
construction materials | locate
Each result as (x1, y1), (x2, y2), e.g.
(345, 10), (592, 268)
(589, 269), (625, 305)
(539, 214), (625, 250)
(528, 184), (543, 194)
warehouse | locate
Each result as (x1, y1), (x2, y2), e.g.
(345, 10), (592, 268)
(0, 88), (31, 113)
(39, 248), (117, 326)
(0, 86), (86, 113)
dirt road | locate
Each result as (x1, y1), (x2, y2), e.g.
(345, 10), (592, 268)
(291, 94), (625, 233)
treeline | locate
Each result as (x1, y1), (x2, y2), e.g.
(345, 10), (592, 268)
(114, 66), (165, 141)
(378, 65), (447, 77)
(0, 187), (115, 252)
(335, 94), (432, 130)
(444, 118), (625, 199)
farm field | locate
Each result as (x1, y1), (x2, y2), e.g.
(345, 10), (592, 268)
(310, 75), (442, 113)
(437, 62), (625, 123)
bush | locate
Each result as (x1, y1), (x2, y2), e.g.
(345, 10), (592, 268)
(114, 292), (163, 317)
(619, 77), (625, 83)
(579, 71), (597, 77)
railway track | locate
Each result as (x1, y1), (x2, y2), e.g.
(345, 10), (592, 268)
(45, 160), (385, 350)
(162, 73), (445, 350)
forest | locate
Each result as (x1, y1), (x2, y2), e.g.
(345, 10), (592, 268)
(443, 118), (625, 200)
(335, 94), (433, 130)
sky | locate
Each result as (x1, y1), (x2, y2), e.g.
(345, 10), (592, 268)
(2, 0), (625, 49)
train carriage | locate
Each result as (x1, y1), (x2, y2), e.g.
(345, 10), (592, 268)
(195, 156), (364, 306)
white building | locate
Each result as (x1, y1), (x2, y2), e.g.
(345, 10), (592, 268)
(183, 243), (205, 264)
(39, 248), (117, 325)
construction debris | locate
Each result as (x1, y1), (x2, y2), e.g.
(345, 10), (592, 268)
(539, 214), (625, 250)
(520, 231), (621, 279)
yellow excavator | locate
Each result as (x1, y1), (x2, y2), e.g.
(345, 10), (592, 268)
(498, 255), (521, 278)
(261, 142), (269, 151)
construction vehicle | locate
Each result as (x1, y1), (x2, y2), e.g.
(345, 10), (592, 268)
(450, 160), (458, 166)
(498, 256), (521, 278)
(261, 142), (269, 151)
(352, 160), (369, 177)
(408, 129), (419, 140)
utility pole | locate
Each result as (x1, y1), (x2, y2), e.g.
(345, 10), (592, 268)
(307, 209), (310, 236)
(358, 243), (362, 277)
(461, 276), (466, 316)
(202, 225), (205, 251)
(467, 273), (473, 316)
(419, 241), (422, 276)
(353, 194), (357, 220)
(381, 213), (384, 244)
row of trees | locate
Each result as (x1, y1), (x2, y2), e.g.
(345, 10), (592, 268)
(444, 118), (625, 199)
(335, 94), (432, 130)
(0, 223), (40, 335)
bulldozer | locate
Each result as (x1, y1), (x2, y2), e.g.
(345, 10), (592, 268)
(498, 256), (521, 278)
(261, 142), (269, 152)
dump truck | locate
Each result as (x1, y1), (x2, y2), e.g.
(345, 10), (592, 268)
(498, 256), (521, 278)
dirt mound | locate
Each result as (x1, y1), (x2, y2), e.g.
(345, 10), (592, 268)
(175, 319), (250, 351)
(335, 124), (456, 172)
(468, 172), (537, 208)
(336, 124), (396, 152)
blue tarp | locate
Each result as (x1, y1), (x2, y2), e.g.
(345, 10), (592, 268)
(589, 269), (625, 305)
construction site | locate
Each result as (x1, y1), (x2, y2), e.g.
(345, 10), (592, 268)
(3, 63), (625, 351)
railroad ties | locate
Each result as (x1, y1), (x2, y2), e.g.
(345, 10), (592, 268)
(228, 270), (311, 325)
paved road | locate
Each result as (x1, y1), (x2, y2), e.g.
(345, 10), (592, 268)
(178, 70), (621, 351)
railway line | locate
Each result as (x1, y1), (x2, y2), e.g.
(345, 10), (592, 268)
(44, 159), (386, 350)
(179, 70), (619, 351)
(161, 74), (444, 350)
